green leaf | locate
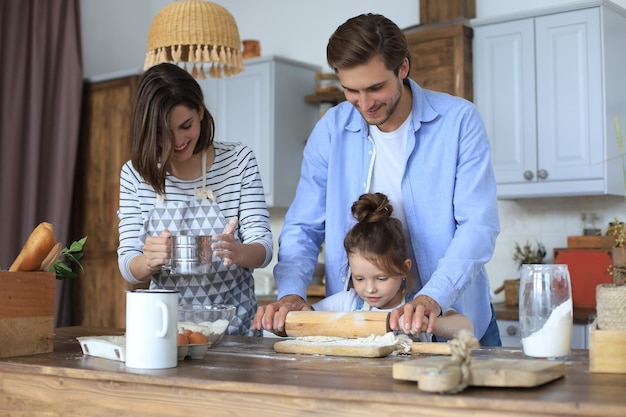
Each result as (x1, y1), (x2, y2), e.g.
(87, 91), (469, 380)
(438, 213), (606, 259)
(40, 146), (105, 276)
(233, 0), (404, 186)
(68, 236), (87, 253)
(53, 236), (87, 279)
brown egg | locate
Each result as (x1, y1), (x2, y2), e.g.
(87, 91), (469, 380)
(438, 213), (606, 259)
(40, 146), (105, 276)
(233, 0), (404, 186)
(177, 331), (189, 346)
(188, 331), (208, 344)
(184, 329), (193, 337)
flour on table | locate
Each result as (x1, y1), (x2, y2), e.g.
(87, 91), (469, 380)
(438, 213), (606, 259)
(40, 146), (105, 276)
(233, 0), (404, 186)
(295, 332), (412, 347)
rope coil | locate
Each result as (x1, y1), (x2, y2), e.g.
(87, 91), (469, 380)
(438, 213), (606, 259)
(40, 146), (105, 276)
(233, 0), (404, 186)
(436, 329), (479, 394)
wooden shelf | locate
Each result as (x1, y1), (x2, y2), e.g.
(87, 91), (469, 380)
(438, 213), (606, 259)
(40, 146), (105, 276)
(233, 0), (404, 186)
(307, 285), (326, 297)
(305, 90), (345, 105)
(256, 284), (325, 307)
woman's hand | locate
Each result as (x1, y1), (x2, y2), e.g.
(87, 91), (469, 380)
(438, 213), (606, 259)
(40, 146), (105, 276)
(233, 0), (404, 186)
(136, 229), (171, 280)
(212, 217), (242, 267)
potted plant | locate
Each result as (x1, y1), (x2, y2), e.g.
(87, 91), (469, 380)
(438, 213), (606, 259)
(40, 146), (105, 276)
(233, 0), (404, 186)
(494, 241), (546, 306)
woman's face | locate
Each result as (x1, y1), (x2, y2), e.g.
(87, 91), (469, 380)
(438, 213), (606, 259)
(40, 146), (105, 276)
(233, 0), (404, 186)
(163, 104), (204, 162)
(348, 252), (408, 310)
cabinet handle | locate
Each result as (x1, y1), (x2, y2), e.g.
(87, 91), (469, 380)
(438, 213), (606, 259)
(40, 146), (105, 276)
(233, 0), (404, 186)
(537, 169), (548, 180)
(506, 325), (518, 336)
(523, 170), (534, 180)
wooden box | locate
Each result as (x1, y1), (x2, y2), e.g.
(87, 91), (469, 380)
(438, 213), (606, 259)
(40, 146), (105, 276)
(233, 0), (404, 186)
(589, 319), (626, 374)
(404, 22), (474, 101)
(420, 0), (475, 25)
(503, 279), (520, 306)
(567, 235), (615, 249)
(0, 272), (56, 358)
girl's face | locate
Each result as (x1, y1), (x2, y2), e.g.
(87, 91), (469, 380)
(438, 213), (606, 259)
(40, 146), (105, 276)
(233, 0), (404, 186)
(348, 252), (410, 310)
(164, 104), (204, 163)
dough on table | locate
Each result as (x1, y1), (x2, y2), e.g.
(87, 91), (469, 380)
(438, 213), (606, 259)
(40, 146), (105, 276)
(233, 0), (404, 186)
(295, 332), (413, 347)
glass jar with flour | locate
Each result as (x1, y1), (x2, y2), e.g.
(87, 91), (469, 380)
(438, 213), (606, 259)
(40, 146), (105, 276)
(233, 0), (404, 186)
(519, 264), (573, 360)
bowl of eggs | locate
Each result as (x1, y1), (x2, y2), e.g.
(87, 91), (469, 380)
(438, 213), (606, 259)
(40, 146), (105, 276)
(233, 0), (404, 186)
(177, 304), (236, 360)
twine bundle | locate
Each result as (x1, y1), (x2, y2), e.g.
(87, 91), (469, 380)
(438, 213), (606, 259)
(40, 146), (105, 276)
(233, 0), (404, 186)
(437, 329), (480, 394)
(144, 0), (244, 79)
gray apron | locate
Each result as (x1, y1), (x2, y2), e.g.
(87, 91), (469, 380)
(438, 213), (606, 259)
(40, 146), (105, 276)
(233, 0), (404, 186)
(138, 151), (258, 336)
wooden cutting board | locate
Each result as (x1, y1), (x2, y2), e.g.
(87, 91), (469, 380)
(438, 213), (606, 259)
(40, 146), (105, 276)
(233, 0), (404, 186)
(274, 339), (397, 358)
(273, 339), (453, 358)
(393, 356), (565, 392)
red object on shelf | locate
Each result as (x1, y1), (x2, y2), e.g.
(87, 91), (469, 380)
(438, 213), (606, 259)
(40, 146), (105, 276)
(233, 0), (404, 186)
(554, 249), (613, 308)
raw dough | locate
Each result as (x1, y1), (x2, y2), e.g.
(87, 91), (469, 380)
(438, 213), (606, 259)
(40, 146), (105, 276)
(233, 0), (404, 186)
(296, 332), (412, 346)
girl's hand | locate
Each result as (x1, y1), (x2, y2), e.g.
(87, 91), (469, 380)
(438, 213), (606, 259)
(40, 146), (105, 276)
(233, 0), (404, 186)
(212, 217), (242, 267)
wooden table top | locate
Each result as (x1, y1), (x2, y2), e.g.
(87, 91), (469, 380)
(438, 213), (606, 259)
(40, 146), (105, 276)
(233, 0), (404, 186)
(0, 326), (624, 417)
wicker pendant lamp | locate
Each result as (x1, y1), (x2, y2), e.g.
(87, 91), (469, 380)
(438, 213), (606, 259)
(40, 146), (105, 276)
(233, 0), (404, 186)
(144, 0), (244, 79)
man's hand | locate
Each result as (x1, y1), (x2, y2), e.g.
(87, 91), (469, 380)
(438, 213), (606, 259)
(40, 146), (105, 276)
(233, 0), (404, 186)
(253, 294), (310, 336)
(388, 294), (441, 335)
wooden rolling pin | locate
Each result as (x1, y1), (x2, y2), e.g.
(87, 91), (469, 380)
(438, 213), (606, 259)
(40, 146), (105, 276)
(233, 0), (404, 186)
(285, 311), (428, 338)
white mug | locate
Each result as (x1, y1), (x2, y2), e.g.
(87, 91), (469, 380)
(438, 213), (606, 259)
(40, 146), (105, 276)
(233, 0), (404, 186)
(125, 289), (179, 369)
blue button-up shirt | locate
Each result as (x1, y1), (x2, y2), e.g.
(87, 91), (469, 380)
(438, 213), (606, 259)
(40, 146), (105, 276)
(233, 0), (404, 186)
(274, 79), (500, 339)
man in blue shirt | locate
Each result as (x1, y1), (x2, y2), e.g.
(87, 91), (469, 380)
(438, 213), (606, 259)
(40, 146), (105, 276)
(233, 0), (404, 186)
(253, 13), (501, 345)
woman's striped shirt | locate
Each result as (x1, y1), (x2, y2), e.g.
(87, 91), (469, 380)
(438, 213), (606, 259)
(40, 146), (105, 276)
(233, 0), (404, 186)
(117, 141), (273, 284)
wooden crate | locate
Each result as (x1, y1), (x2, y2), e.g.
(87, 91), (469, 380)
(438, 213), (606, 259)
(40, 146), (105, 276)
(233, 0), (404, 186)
(0, 272), (55, 358)
(404, 22), (474, 101)
(589, 319), (626, 374)
(567, 235), (615, 249)
(419, 0), (475, 25)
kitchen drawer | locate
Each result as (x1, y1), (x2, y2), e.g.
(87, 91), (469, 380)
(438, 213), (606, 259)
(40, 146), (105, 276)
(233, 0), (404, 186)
(497, 319), (521, 348)
(572, 324), (590, 350)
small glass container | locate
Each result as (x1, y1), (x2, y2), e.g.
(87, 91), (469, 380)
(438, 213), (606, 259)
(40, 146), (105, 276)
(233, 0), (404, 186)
(519, 264), (573, 360)
(581, 212), (601, 236)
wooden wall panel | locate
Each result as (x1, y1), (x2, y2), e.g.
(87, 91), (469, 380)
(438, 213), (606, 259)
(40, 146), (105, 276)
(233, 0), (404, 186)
(405, 22), (473, 101)
(420, 0), (475, 25)
(71, 75), (148, 328)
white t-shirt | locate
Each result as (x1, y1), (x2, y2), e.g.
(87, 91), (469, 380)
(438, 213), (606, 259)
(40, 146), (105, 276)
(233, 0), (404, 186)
(369, 115), (421, 290)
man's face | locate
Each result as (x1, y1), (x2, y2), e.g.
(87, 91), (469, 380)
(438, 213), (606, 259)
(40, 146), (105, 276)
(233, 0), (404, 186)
(337, 55), (410, 132)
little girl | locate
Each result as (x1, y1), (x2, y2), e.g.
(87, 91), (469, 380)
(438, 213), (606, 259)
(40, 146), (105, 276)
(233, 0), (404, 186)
(311, 193), (472, 341)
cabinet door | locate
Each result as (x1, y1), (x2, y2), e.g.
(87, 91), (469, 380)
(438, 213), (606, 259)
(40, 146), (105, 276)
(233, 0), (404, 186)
(572, 323), (589, 349)
(535, 8), (603, 182)
(202, 63), (273, 202)
(200, 57), (318, 207)
(474, 19), (537, 185)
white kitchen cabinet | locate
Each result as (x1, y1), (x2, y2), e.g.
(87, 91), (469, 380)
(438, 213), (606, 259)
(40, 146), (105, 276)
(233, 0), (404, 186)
(571, 323), (590, 349)
(497, 319), (522, 348)
(473, 1), (626, 199)
(199, 56), (320, 207)
(497, 319), (590, 349)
